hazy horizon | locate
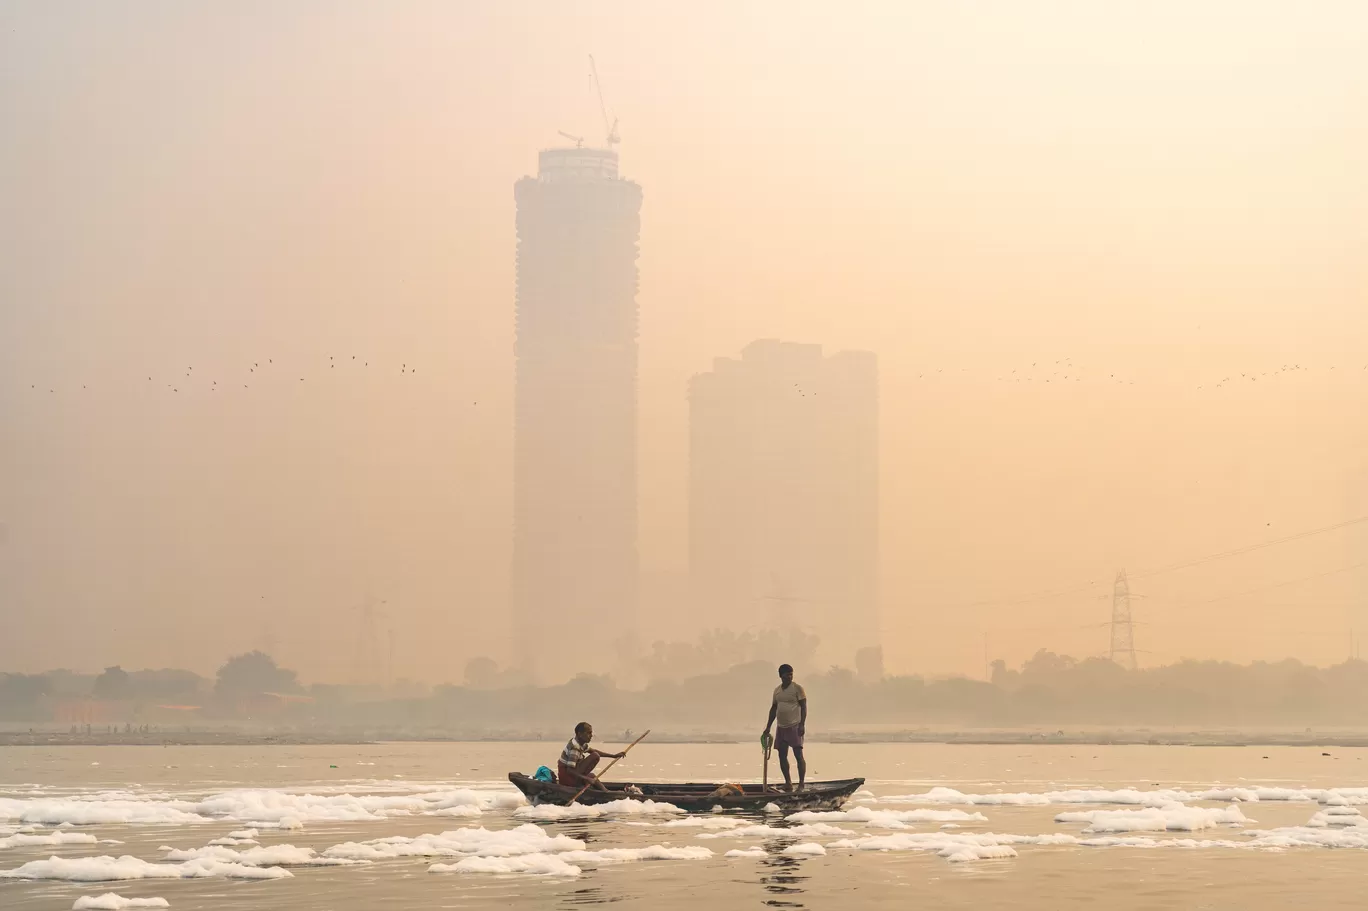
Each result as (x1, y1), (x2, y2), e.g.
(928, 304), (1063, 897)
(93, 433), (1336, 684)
(2, 2), (1366, 683)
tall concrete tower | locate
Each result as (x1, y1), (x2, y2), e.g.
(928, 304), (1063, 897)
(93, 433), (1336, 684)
(512, 146), (642, 682)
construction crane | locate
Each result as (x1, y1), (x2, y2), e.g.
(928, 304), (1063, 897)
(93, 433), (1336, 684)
(557, 130), (585, 148)
(588, 54), (620, 149)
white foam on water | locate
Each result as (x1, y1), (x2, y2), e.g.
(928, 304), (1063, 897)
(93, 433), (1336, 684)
(657, 817), (747, 830)
(0, 855), (292, 882)
(0, 799), (206, 827)
(891, 785), (1368, 808)
(430, 854), (582, 876)
(194, 788), (517, 825)
(1055, 804), (1248, 833)
(512, 799), (684, 821)
(226, 829), (258, 839)
(0, 786), (526, 828)
(1243, 826), (1368, 849)
(697, 822), (854, 840)
(72, 894), (170, 910)
(830, 824), (1368, 857)
(789, 823), (857, 837)
(763, 803), (782, 814)
(943, 844), (1018, 862)
(830, 831), (1063, 862)
(560, 846), (714, 864)
(786, 806), (987, 829)
(696, 824), (787, 840)
(781, 843), (826, 856)
(725, 847), (768, 858)
(160, 844), (365, 867)
(0, 831), (100, 849)
(1306, 808), (1367, 828)
(323, 824), (583, 861)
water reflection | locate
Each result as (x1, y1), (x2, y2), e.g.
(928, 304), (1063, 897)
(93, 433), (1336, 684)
(554, 825), (632, 906)
(756, 845), (809, 909)
(562, 885), (630, 905)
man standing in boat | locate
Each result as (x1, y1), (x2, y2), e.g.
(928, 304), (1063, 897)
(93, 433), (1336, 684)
(558, 722), (625, 790)
(763, 664), (807, 791)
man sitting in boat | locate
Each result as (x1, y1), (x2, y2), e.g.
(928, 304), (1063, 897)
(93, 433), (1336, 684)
(558, 722), (625, 789)
(763, 664), (807, 791)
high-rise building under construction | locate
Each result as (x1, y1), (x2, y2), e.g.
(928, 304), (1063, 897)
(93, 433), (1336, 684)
(688, 339), (880, 670)
(512, 146), (642, 681)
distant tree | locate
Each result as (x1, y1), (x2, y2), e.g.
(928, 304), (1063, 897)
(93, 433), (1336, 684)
(464, 657), (499, 689)
(131, 669), (206, 701)
(0, 673), (52, 713)
(1021, 649), (1077, 679)
(215, 651), (300, 697)
(92, 666), (131, 700)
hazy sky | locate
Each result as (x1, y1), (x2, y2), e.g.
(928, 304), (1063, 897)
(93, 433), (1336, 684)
(2, 1), (1366, 682)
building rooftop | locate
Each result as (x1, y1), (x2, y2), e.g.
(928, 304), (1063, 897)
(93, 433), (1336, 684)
(537, 146), (620, 182)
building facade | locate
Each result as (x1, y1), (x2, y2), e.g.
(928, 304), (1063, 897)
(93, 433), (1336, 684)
(689, 339), (879, 669)
(512, 147), (642, 681)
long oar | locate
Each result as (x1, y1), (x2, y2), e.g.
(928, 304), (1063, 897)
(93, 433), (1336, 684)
(569, 729), (650, 804)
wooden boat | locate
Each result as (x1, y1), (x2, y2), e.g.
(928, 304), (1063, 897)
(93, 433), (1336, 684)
(508, 772), (865, 814)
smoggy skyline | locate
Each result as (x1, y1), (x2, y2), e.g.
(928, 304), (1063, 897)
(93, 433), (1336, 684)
(2, 2), (1366, 683)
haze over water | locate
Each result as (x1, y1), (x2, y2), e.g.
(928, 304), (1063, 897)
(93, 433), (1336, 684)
(3, 2), (1366, 683)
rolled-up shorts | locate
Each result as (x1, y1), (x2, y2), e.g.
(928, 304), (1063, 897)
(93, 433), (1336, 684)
(775, 725), (804, 750)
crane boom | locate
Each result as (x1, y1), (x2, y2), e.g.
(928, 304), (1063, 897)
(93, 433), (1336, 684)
(588, 54), (620, 148)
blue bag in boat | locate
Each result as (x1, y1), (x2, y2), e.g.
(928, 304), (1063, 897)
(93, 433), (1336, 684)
(534, 765), (556, 783)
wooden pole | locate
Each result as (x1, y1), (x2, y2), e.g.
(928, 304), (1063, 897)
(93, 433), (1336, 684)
(569, 729), (650, 804)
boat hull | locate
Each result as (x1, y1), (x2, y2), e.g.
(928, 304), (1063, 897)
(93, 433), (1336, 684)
(508, 773), (864, 813)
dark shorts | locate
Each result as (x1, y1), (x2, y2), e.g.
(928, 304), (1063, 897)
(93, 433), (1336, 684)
(775, 725), (804, 750)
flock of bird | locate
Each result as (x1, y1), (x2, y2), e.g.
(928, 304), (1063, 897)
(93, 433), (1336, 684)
(19, 354), (424, 396)
(15, 354), (1367, 397)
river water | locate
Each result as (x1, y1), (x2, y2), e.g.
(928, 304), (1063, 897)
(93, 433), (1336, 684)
(2, 741), (1366, 909)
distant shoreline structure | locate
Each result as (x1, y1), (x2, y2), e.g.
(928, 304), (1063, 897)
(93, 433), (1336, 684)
(5, 729), (1368, 749)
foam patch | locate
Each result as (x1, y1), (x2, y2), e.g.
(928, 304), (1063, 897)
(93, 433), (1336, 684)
(0, 855), (292, 882)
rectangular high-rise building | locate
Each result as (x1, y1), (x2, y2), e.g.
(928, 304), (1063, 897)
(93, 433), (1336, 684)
(512, 147), (642, 682)
(689, 340), (879, 670)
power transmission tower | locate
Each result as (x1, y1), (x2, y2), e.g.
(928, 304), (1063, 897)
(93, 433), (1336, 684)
(1109, 570), (1138, 670)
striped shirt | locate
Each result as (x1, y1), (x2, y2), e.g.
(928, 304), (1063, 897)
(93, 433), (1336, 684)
(559, 738), (589, 770)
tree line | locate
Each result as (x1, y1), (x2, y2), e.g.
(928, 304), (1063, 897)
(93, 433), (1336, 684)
(6, 646), (1368, 727)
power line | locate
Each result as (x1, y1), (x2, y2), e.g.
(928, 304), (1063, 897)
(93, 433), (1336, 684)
(1201, 560), (1368, 604)
(914, 512), (1368, 614)
(1131, 514), (1368, 581)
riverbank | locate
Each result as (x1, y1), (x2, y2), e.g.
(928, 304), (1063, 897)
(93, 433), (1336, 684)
(6, 728), (1368, 748)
